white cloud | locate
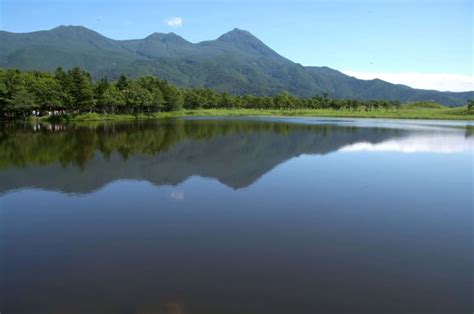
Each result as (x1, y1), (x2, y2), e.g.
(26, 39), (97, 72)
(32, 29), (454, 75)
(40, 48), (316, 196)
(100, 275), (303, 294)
(342, 70), (474, 92)
(165, 17), (183, 27)
(339, 135), (473, 154)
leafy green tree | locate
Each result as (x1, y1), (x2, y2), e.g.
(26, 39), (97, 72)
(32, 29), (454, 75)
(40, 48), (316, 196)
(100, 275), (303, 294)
(184, 90), (203, 109)
(0, 70), (9, 115)
(161, 83), (183, 111)
(349, 99), (359, 111)
(24, 72), (63, 113)
(274, 92), (292, 110)
(467, 100), (474, 114)
(116, 74), (129, 91)
(151, 88), (165, 112)
(202, 89), (219, 109)
(68, 67), (94, 112)
(124, 82), (152, 114)
(2, 69), (23, 99)
(136, 76), (165, 112)
(95, 76), (110, 97)
(97, 85), (125, 114)
(137, 75), (160, 92)
(9, 89), (37, 118)
(53, 67), (74, 109)
(219, 92), (235, 109)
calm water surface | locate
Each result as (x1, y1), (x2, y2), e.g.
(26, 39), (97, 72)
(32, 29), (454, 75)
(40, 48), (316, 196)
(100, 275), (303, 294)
(0, 117), (473, 314)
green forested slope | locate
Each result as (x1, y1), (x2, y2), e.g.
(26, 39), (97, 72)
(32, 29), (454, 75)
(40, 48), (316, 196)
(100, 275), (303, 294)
(0, 26), (472, 106)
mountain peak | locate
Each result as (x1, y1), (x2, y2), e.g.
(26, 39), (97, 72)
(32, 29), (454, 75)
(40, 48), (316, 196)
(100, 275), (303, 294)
(51, 25), (93, 33)
(49, 25), (107, 39)
(213, 28), (280, 58)
(145, 32), (190, 44)
(145, 32), (166, 39)
(229, 28), (249, 34)
(218, 28), (257, 41)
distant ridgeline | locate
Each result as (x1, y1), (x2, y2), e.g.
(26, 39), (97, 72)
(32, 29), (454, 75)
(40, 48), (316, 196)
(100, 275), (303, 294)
(0, 67), (437, 119)
(0, 26), (472, 106)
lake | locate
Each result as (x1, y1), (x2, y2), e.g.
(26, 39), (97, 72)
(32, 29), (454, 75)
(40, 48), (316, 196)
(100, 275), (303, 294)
(0, 117), (472, 314)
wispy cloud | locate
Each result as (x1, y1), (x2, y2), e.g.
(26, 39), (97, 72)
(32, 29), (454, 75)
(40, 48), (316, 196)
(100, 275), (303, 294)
(342, 70), (474, 92)
(165, 17), (183, 28)
(339, 135), (473, 154)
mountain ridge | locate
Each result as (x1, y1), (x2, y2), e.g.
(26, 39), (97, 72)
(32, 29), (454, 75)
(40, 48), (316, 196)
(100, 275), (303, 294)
(0, 25), (471, 106)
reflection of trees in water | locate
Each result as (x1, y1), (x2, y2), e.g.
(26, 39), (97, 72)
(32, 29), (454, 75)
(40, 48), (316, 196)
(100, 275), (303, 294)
(0, 119), (414, 193)
(465, 125), (473, 138)
(0, 119), (404, 170)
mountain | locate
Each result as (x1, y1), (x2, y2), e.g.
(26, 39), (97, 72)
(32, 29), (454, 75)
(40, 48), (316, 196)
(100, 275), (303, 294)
(0, 25), (471, 106)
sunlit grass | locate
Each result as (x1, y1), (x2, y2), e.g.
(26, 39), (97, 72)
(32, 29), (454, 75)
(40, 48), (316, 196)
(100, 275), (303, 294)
(61, 106), (474, 121)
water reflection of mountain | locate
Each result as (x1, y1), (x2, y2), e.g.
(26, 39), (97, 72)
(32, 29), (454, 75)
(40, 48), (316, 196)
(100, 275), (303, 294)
(0, 119), (409, 194)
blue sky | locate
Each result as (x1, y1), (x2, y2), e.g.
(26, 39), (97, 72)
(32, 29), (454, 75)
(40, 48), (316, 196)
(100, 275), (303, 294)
(1, 0), (472, 91)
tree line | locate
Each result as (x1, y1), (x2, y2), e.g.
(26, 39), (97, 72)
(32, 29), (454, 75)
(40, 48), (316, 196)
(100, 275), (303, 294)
(1, 67), (407, 119)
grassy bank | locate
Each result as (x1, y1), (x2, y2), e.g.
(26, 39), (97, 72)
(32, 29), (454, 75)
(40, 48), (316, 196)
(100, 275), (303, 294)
(48, 106), (474, 122)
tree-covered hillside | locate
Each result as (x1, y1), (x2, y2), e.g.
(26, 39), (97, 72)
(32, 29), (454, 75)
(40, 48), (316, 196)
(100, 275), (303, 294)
(0, 26), (472, 106)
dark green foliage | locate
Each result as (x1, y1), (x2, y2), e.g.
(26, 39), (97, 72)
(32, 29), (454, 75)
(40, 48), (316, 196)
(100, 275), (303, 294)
(0, 26), (472, 106)
(96, 83), (125, 113)
(116, 74), (129, 91)
(403, 101), (445, 109)
(9, 89), (37, 116)
(467, 100), (474, 114)
(161, 82), (183, 112)
(68, 67), (94, 111)
(0, 67), (456, 119)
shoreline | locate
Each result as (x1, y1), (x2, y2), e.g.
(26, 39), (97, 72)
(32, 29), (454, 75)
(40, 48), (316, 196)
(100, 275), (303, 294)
(32, 108), (474, 122)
